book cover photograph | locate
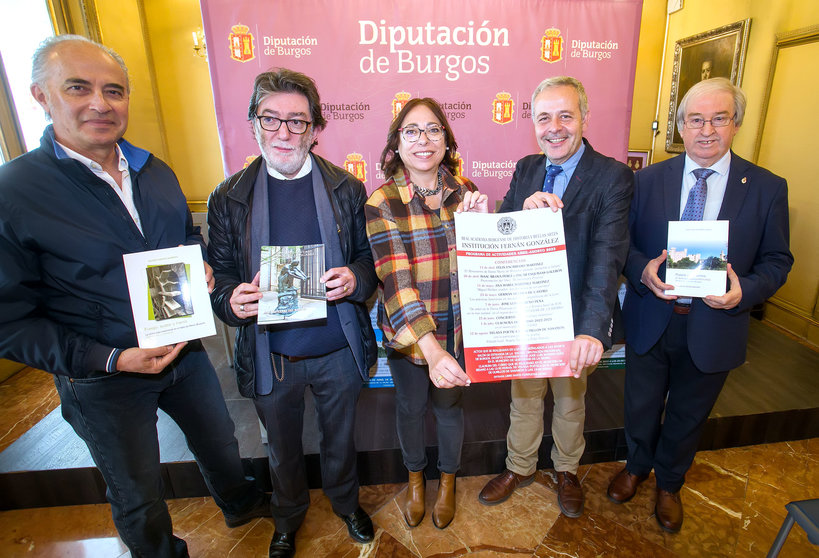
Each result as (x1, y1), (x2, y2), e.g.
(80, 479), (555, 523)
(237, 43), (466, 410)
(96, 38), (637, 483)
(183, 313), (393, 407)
(258, 244), (327, 325)
(123, 245), (216, 348)
(666, 220), (729, 298)
(147, 262), (194, 321)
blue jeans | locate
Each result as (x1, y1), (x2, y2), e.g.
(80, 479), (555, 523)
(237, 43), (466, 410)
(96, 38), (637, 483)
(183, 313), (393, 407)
(254, 346), (363, 533)
(54, 343), (260, 558)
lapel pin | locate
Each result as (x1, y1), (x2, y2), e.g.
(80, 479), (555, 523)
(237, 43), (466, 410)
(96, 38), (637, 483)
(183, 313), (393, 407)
(741, 177), (747, 184)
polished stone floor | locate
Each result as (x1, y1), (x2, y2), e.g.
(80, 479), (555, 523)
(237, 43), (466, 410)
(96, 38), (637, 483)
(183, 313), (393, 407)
(1, 328), (818, 556)
(0, 437), (816, 557)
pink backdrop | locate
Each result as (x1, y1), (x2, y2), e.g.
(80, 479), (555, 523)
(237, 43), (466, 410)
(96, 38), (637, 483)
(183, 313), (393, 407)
(201, 0), (643, 205)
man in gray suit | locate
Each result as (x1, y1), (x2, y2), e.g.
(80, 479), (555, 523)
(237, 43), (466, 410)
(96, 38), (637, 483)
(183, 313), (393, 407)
(478, 76), (633, 518)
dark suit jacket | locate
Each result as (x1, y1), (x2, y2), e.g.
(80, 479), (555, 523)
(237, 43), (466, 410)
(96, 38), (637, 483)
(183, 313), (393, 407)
(622, 152), (793, 372)
(499, 139), (633, 349)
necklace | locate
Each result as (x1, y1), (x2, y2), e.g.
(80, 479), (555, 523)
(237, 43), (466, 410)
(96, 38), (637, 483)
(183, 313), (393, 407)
(411, 170), (443, 196)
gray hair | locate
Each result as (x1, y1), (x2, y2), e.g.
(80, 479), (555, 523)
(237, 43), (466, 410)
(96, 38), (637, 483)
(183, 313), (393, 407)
(247, 68), (326, 132)
(531, 76), (589, 119)
(31, 34), (130, 92)
(676, 77), (746, 129)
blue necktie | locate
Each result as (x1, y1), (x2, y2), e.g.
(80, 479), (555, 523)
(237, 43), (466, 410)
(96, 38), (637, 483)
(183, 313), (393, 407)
(542, 164), (563, 193)
(681, 168), (715, 221)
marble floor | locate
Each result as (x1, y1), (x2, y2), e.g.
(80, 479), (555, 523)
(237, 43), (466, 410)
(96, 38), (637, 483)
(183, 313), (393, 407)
(0, 368), (59, 454)
(1, 352), (818, 557)
(0, 437), (815, 557)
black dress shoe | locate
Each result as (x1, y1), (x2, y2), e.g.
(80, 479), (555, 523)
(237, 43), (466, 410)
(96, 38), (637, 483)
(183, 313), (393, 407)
(268, 531), (296, 558)
(224, 495), (272, 528)
(336, 506), (374, 543)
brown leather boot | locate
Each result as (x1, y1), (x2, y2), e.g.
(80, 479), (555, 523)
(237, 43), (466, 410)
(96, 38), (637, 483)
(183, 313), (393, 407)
(402, 470), (425, 527)
(432, 472), (456, 529)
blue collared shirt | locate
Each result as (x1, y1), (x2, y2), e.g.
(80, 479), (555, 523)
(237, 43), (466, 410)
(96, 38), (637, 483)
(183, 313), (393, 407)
(545, 141), (586, 199)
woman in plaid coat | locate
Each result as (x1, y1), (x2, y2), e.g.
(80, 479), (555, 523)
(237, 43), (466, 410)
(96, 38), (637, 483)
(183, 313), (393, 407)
(365, 98), (488, 530)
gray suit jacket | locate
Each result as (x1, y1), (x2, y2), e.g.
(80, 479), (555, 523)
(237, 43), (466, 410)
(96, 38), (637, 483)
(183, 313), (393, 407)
(499, 139), (634, 348)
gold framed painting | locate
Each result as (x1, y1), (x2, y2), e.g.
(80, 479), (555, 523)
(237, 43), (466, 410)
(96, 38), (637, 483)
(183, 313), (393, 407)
(666, 19), (751, 153)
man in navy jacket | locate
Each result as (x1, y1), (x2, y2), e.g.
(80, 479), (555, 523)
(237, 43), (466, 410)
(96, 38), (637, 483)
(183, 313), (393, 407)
(607, 78), (792, 533)
(0, 36), (268, 557)
(478, 76), (633, 519)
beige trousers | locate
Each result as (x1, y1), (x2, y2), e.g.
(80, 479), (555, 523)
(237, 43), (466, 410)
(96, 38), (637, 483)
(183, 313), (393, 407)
(505, 370), (588, 475)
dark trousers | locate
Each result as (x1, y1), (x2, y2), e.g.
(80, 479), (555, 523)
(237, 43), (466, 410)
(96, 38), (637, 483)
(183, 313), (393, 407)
(253, 346), (362, 533)
(624, 313), (729, 492)
(387, 350), (464, 474)
(54, 343), (259, 558)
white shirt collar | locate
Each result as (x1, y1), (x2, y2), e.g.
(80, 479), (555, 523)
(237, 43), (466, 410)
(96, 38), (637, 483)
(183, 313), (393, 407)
(683, 150), (731, 177)
(56, 141), (128, 173)
(265, 153), (313, 180)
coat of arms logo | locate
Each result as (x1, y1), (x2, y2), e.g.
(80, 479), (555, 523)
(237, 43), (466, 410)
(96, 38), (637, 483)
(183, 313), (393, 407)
(491, 92), (514, 125)
(229, 24), (255, 63)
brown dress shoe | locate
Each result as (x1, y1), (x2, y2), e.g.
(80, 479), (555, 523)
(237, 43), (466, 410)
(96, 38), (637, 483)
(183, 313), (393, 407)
(556, 471), (584, 518)
(478, 469), (535, 506)
(607, 466), (649, 504)
(402, 470), (425, 527)
(655, 487), (683, 532)
(432, 472), (456, 529)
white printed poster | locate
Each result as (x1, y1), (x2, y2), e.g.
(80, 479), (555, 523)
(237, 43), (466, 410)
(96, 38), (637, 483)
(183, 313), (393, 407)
(455, 208), (575, 382)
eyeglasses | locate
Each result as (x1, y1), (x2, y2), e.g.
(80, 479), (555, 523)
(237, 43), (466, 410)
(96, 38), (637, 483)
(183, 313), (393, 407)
(684, 114), (735, 129)
(398, 124), (445, 143)
(254, 115), (312, 134)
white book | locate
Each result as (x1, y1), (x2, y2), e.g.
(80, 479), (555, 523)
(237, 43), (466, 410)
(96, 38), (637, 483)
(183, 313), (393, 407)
(123, 245), (216, 348)
(257, 244), (327, 325)
(665, 220), (729, 298)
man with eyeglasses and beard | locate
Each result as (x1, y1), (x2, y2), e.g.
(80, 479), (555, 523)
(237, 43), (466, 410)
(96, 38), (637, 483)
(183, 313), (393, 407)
(606, 77), (792, 533)
(207, 68), (378, 557)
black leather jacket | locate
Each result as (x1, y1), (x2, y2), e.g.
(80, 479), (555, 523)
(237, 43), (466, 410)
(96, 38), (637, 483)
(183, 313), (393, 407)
(207, 154), (377, 397)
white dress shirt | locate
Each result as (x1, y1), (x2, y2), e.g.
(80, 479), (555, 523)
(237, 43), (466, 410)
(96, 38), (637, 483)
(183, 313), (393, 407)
(57, 141), (143, 234)
(680, 150), (731, 220)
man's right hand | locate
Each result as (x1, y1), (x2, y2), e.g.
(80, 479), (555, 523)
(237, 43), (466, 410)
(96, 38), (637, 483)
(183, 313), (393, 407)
(522, 192), (564, 211)
(230, 271), (263, 318)
(116, 342), (187, 374)
(641, 250), (677, 300)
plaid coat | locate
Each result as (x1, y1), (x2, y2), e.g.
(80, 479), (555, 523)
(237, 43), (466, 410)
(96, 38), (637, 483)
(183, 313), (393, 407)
(365, 167), (476, 365)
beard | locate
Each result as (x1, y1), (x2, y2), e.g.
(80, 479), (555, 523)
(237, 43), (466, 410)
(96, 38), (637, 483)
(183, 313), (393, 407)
(255, 127), (314, 178)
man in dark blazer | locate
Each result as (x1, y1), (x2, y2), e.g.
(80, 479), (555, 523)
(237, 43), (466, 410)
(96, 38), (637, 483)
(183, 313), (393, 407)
(607, 78), (793, 533)
(478, 76), (633, 518)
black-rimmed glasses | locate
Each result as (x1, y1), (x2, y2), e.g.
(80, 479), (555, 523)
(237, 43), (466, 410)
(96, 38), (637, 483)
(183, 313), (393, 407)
(254, 115), (312, 134)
